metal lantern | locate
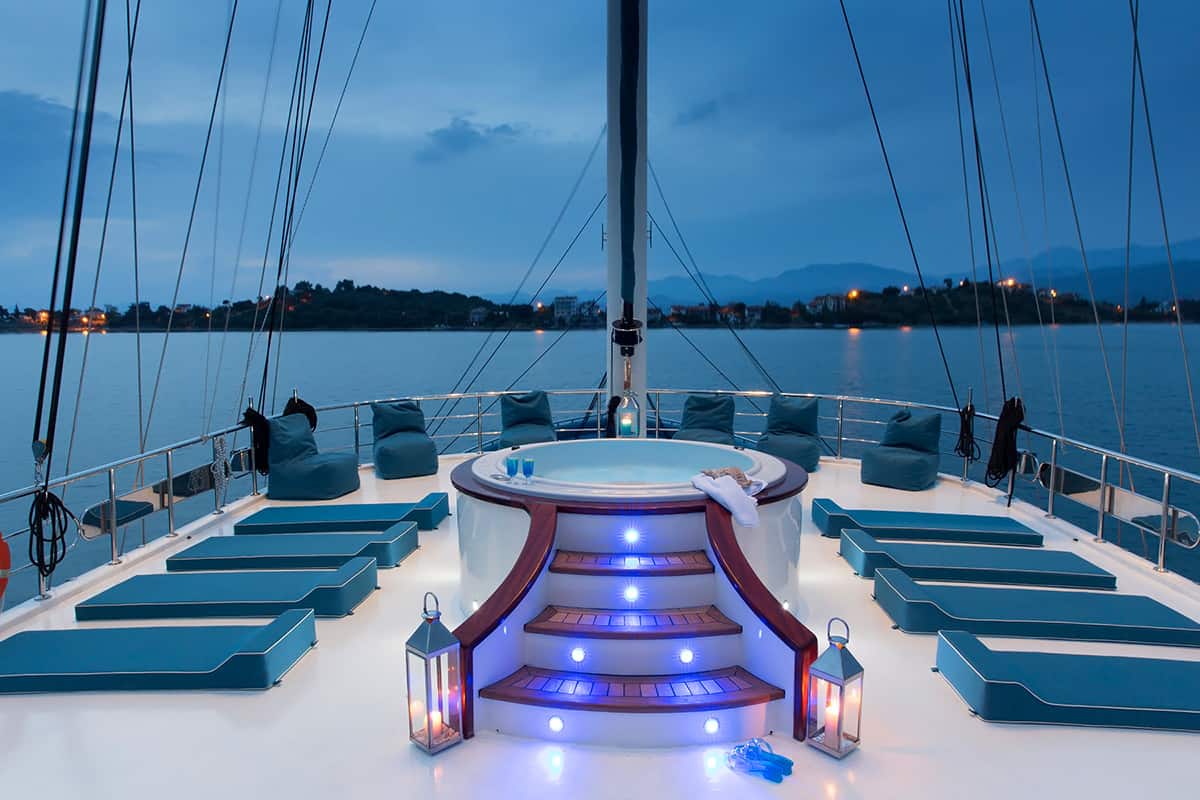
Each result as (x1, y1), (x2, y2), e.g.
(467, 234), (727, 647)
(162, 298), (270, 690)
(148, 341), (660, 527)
(405, 592), (463, 754)
(806, 617), (863, 759)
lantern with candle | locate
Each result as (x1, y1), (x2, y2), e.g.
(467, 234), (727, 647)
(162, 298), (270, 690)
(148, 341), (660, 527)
(406, 592), (463, 754)
(805, 617), (862, 759)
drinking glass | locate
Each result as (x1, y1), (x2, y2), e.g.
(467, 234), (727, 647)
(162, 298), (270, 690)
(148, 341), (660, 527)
(505, 455), (520, 480)
(522, 458), (535, 482)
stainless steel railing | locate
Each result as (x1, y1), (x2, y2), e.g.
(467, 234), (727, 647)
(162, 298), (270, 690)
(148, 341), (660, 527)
(2, 386), (1198, 610)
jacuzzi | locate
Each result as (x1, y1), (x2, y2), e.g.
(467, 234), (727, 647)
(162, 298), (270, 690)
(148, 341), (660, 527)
(471, 438), (788, 502)
(453, 438), (804, 621)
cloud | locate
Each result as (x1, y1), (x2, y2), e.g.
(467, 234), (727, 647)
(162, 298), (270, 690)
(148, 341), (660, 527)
(414, 116), (521, 163)
(674, 98), (720, 127)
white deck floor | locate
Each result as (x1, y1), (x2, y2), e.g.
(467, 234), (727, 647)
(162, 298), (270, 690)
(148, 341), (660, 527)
(2, 456), (1199, 799)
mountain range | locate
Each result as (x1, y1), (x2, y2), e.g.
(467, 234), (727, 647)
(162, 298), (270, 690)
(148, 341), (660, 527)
(497, 237), (1200, 308)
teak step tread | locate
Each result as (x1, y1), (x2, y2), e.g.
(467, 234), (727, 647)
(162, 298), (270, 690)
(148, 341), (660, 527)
(480, 665), (784, 713)
(550, 549), (714, 577)
(525, 604), (742, 639)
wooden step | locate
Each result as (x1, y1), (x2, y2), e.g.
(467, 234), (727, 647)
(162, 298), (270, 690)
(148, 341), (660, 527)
(550, 549), (714, 577)
(480, 665), (784, 713)
(525, 604), (741, 639)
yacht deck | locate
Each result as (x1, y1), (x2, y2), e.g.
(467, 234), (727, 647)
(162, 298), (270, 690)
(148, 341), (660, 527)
(2, 456), (1198, 799)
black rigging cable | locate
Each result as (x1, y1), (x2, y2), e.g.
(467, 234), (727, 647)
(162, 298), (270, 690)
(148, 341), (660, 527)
(426, 125), (606, 435)
(29, 0), (108, 580)
(951, 0), (1007, 402)
(647, 163), (782, 395)
(837, 0), (959, 410)
(141, 0), (241, 448)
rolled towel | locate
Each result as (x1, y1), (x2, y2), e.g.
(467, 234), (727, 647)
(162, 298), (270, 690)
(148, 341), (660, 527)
(701, 466), (765, 496)
(692, 473), (761, 526)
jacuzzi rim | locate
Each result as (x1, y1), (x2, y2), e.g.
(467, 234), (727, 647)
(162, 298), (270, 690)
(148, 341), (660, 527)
(470, 438), (787, 502)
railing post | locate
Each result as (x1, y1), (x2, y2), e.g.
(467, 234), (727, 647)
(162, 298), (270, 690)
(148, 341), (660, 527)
(1095, 453), (1109, 543)
(211, 439), (224, 516)
(108, 468), (121, 565)
(476, 396), (484, 454)
(249, 444), (259, 496)
(1155, 472), (1171, 573)
(1046, 439), (1058, 518)
(655, 391), (662, 439)
(596, 390), (603, 438)
(836, 399), (845, 459)
(961, 387), (972, 483)
(165, 450), (177, 538)
(353, 404), (361, 464)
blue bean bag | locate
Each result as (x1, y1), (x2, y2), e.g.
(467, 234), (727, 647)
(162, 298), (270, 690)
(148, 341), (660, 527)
(372, 401), (437, 479)
(860, 408), (941, 491)
(267, 414), (360, 500)
(498, 391), (556, 448)
(673, 394), (735, 445)
(756, 395), (821, 471)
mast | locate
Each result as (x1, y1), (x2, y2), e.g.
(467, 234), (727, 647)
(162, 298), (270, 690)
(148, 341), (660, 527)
(606, 0), (648, 436)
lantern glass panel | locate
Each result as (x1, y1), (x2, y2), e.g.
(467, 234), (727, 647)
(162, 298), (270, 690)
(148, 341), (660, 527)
(842, 674), (863, 745)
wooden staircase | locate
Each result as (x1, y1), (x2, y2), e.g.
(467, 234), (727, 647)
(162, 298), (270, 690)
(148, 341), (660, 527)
(477, 508), (787, 745)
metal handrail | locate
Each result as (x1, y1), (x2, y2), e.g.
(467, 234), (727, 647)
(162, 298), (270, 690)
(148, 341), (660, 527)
(3, 386), (1198, 606)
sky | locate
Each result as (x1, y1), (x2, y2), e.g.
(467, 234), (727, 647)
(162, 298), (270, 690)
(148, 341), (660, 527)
(1, 0), (1198, 308)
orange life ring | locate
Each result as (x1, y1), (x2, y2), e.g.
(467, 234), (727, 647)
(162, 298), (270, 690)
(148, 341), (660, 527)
(0, 533), (9, 607)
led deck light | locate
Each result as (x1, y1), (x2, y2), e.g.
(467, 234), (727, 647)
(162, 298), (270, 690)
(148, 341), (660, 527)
(570, 647), (586, 664)
(623, 585), (640, 603)
(548, 716), (565, 733)
(704, 717), (720, 735)
(679, 648), (695, 665)
(623, 528), (640, 544)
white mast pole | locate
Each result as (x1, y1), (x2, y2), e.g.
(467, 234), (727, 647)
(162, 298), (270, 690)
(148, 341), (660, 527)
(606, 0), (648, 436)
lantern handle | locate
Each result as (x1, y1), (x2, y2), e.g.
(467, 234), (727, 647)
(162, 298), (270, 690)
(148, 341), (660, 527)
(423, 591), (441, 621)
(827, 616), (850, 646)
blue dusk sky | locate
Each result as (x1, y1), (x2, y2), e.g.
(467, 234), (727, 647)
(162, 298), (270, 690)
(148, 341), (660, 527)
(0, 1), (1197, 307)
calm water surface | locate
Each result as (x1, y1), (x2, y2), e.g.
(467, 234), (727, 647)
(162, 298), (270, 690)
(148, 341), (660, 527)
(2, 324), (1199, 603)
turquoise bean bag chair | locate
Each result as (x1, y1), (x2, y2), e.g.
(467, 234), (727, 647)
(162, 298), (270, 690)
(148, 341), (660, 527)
(372, 401), (437, 479)
(756, 395), (821, 471)
(267, 414), (360, 501)
(673, 394), (735, 445)
(498, 391), (556, 448)
(860, 408), (941, 491)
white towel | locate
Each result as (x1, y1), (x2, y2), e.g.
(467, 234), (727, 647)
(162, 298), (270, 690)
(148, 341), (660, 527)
(692, 473), (762, 527)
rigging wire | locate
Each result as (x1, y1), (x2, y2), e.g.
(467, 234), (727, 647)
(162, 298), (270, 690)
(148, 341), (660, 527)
(978, 0), (1062, 422)
(269, 0), (335, 412)
(1029, 4), (1066, 437)
(430, 193), (609, 440)
(950, 0), (1008, 403)
(140, 0), (241, 451)
(438, 290), (610, 455)
(287, 0), (380, 251)
(837, 0), (959, 409)
(1127, 0), (1200, 457)
(238, 0), (315, 420)
(946, 0), (991, 415)
(426, 124), (607, 435)
(64, 0), (143, 485)
(647, 162), (782, 395)
(204, 0), (234, 434)
(29, 0), (108, 580)
(1029, 0), (1130, 454)
(208, 0), (285, 434)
